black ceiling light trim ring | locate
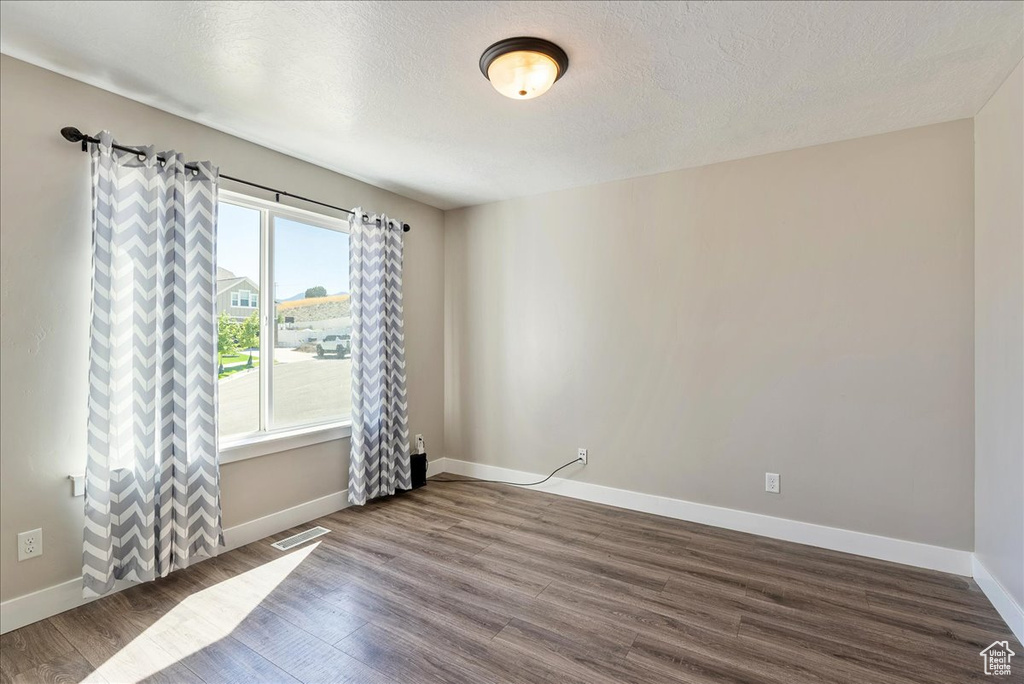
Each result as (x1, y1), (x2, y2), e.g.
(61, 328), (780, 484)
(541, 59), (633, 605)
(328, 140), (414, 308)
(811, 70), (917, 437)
(479, 37), (569, 82)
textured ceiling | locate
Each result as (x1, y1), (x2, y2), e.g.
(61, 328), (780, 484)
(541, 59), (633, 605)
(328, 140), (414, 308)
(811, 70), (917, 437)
(1, 1), (1021, 209)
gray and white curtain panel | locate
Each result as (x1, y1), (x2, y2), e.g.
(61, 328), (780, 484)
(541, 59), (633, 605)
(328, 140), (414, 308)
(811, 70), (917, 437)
(348, 210), (411, 505)
(84, 132), (222, 597)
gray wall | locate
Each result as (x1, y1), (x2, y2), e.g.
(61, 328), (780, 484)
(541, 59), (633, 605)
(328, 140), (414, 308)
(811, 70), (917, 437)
(444, 119), (975, 551)
(0, 56), (445, 602)
(974, 60), (1024, 607)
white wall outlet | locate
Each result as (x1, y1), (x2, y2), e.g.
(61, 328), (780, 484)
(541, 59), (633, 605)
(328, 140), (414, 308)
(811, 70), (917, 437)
(69, 474), (85, 497)
(18, 528), (42, 561)
(765, 472), (780, 494)
(415, 434), (425, 454)
(577, 448), (588, 465)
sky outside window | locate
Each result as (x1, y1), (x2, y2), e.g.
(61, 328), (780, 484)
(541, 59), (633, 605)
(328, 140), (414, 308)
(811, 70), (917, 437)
(218, 204), (350, 300)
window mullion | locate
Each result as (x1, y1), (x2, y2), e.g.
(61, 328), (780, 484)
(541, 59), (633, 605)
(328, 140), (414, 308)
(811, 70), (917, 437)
(259, 208), (273, 433)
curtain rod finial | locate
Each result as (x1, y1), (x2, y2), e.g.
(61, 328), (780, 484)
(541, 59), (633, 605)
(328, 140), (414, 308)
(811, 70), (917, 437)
(61, 127), (85, 143)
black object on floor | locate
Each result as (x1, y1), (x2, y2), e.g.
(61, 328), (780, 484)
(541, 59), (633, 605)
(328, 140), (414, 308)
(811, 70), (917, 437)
(410, 452), (427, 489)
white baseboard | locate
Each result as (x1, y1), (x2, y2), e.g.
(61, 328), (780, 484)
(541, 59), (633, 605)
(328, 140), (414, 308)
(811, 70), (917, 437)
(440, 458), (973, 577)
(428, 457), (447, 478)
(973, 556), (1024, 644)
(9, 469), (1015, 642)
(0, 489), (349, 635)
(221, 489), (349, 550)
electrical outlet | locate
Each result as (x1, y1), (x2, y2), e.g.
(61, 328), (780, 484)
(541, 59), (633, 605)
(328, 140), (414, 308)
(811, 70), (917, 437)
(69, 474), (85, 497)
(415, 434), (425, 454)
(18, 528), (42, 561)
(577, 448), (588, 465)
(765, 473), (780, 494)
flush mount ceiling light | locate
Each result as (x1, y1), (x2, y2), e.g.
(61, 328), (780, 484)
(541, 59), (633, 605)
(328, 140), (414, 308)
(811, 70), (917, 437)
(480, 37), (569, 100)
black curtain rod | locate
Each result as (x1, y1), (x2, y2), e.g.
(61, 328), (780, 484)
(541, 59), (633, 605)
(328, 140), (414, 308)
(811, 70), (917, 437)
(59, 127), (411, 233)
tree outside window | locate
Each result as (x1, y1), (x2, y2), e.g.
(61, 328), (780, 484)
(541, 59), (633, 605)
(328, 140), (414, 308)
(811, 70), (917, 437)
(217, 312), (239, 375)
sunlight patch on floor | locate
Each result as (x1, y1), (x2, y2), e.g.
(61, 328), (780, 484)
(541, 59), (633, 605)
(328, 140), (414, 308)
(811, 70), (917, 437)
(89, 542), (319, 683)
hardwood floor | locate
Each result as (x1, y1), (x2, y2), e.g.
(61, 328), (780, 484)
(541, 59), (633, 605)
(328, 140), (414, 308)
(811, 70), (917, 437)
(2, 475), (1020, 683)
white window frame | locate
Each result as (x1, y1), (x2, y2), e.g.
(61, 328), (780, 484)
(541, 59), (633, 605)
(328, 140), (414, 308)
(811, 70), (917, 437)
(217, 189), (353, 463)
(231, 291), (239, 307)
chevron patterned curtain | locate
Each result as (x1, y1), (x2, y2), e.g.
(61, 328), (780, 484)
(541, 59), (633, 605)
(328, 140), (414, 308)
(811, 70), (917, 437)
(348, 210), (411, 505)
(84, 132), (222, 597)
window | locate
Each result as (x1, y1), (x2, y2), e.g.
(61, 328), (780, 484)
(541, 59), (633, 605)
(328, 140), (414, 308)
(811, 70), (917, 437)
(215, 191), (352, 444)
(243, 290), (257, 307)
(231, 290), (258, 308)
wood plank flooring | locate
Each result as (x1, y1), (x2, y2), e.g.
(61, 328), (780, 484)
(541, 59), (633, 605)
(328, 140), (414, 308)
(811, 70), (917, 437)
(2, 475), (1020, 683)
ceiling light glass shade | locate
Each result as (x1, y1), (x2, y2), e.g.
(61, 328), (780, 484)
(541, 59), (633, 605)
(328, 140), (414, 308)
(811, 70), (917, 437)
(480, 37), (569, 100)
(487, 50), (560, 100)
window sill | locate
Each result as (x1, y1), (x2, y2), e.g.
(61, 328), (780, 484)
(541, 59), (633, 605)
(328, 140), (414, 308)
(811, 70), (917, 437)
(219, 421), (352, 464)
(67, 422), (352, 496)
